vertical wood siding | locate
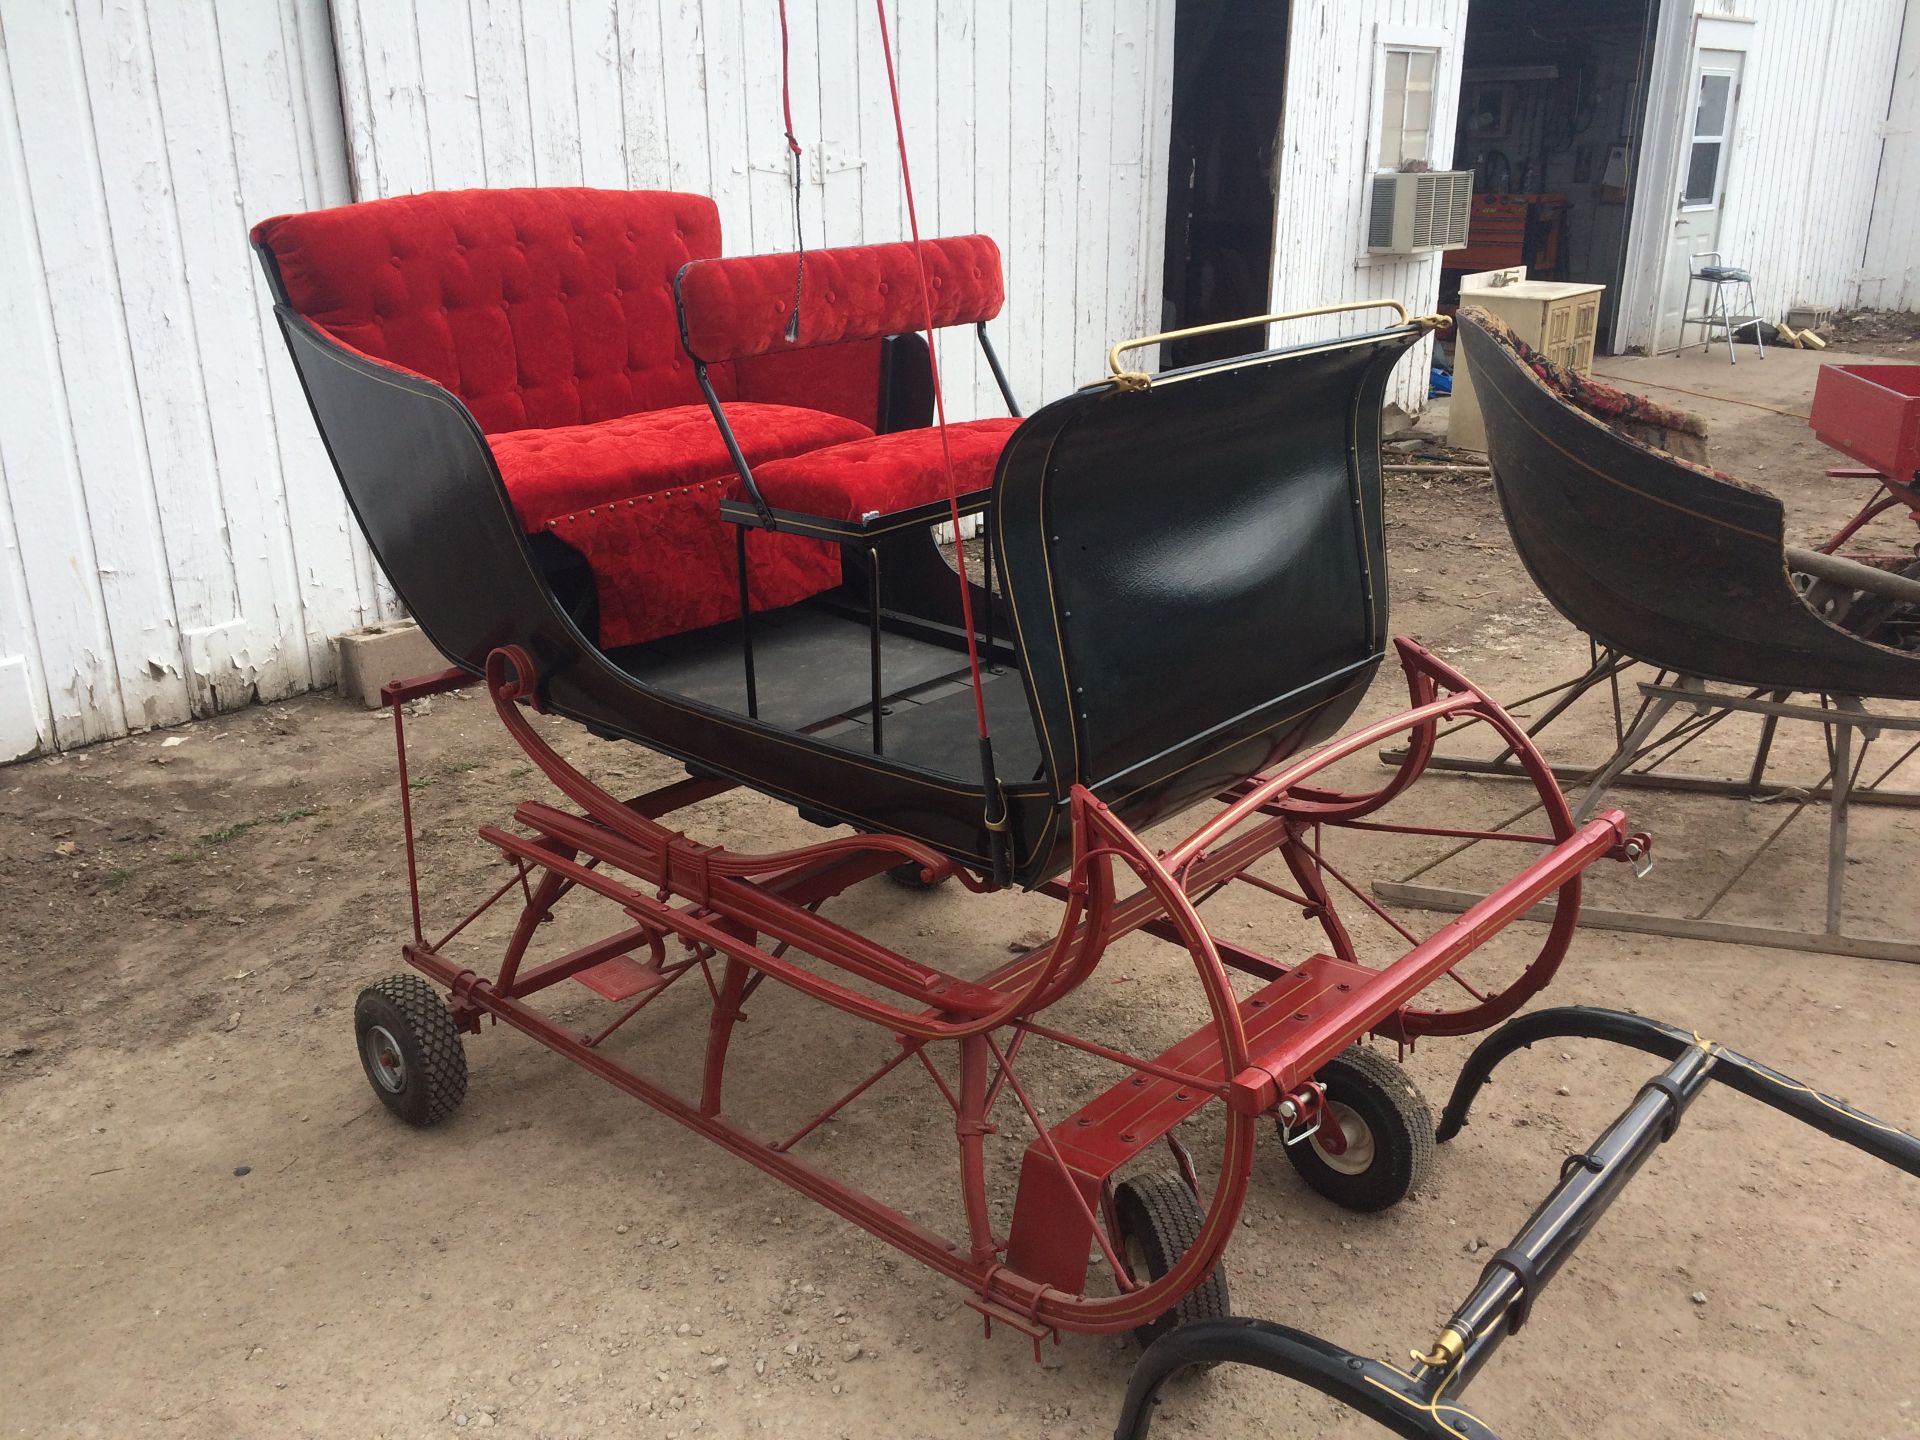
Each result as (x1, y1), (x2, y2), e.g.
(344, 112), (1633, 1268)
(1859, 5), (1920, 311)
(0, 0), (384, 760)
(1698, 0), (1905, 324)
(1269, 0), (1470, 415)
(17, 0), (1908, 757)
(1619, 0), (1908, 348)
(330, 0), (1177, 424)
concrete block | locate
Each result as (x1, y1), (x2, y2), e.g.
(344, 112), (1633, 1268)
(333, 620), (451, 708)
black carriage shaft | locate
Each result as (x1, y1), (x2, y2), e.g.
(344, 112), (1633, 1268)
(1437, 1006), (1920, 1178)
(1427, 1043), (1717, 1393)
(1117, 1006), (1920, 1439)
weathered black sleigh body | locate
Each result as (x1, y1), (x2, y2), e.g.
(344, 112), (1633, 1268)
(275, 308), (1422, 887)
(1457, 310), (1920, 701)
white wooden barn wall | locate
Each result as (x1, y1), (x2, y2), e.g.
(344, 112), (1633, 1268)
(1270, 0), (1468, 415)
(1859, 4), (1920, 312)
(0, 0), (389, 762)
(1695, 0), (1905, 324)
(0, 0), (1178, 759)
(329, 0), (1178, 423)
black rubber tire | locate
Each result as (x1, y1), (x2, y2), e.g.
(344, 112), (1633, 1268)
(1113, 1172), (1231, 1349)
(353, 974), (468, 1127)
(886, 860), (947, 890)
(1282, 1045), (1434, 1213)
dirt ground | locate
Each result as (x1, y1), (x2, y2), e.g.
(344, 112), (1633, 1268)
(5, 345), (1918, 1440)
(1818, 309), (1920, 358)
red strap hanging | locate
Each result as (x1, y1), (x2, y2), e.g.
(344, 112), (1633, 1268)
(776, 0), (806, 339)
(870, 0), (993, 743)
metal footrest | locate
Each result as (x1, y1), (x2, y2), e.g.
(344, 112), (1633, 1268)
(1042, 953), (1381, 1180)
(573, 956), (669, 1001)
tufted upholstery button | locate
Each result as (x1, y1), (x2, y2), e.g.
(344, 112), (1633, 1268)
(254, 190), (746, 433)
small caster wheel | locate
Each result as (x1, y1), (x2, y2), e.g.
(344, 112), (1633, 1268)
(1283, 1045), (1433, 1212)
(1113, 1172), (1231, 1349)
(354, 974), (468, 1127)
(887, 860), (947, 891)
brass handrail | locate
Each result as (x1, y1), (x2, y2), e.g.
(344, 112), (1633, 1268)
(1107, 300), (1442, 391)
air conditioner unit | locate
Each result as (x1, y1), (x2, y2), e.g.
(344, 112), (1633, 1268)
(1367, 170), (1473, 255)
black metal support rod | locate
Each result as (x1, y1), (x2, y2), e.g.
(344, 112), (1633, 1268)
(1115, 1318), (1501, 1440)
(1429, 1044), (1718, 1394)
(977, 321), (1021, 417)
(868, 544), (884, 755)
(696, 362), (774, 525)
(735, 525), (758, 719)
(1435, 1006), (1920, 1177)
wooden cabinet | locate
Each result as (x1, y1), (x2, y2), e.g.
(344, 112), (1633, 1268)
(1449, 268), (1604, 452)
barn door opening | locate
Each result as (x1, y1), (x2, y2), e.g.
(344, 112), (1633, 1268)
(1451, 0), (1660, 354)
(1158, 0), (1290, 369)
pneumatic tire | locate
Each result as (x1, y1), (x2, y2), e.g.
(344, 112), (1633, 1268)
(354, 974), (468, 1127)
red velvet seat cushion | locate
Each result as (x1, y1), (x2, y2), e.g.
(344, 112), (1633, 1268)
(748, 418), (1020, 522)
(547, 488), (840, 651)
(489, 402), (872, 529)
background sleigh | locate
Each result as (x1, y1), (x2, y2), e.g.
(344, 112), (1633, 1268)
(256, 186), (1642, 1346)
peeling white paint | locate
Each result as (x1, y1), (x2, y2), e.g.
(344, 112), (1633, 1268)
(7, 0), (1174, 757)
(332, 0), (1177, 422)
(0, 0), (394, 757)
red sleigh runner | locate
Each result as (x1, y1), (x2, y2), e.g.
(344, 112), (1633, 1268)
(255, 176), (1645, 1341)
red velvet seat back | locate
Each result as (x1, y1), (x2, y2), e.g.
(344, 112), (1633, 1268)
(253, 188), (730, 433)
(677, 237), (1004, 363)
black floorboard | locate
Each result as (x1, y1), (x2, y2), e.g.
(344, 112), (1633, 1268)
(607, 604), (1043, 782)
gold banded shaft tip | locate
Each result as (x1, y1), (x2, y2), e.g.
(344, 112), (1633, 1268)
(1411, 1326), (1466, 1370)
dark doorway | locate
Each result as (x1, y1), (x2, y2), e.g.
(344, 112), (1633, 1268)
(1159, 0), (1289, 369)
(1451, 0), (1660, 351)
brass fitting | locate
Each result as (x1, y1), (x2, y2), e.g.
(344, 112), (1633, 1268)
(1411, 1326), (1466, 1371)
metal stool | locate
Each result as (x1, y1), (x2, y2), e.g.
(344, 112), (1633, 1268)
(1684, 251), (1764, 364)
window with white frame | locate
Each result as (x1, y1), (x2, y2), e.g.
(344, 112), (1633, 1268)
(1377, 46), (1439, 170)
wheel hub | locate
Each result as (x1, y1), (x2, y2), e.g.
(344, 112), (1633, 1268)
(1311, 1102), (1375, 1176)
(364, 1024), (407, 1093)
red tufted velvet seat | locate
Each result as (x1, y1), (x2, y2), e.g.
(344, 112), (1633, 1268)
(746, 418), (1020, 523)
(251, 188), (888, 647)
(489, 404), (872, 529)
(675, 237), (1016, 534)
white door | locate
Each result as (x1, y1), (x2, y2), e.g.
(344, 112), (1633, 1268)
(1656, 49), (1743, 353)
